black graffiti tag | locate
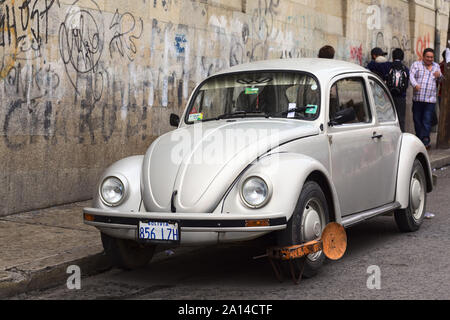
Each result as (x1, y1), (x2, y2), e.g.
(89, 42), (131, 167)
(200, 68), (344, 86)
(0, 0), (60, 60)
(58, 2), (104, 95)
(109, 9), (143, 61)
(3, 98), (53, 150)
(59, 10), (102, 74)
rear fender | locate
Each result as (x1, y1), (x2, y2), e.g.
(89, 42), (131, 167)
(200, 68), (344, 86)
(396, 134), (433, 208)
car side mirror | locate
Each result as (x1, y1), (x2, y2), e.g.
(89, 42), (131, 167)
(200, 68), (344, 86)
(329, 108), (356, 126)
(170, 113), (180, 127)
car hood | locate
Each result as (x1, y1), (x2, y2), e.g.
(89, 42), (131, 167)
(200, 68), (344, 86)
(142, 119), (319, 213)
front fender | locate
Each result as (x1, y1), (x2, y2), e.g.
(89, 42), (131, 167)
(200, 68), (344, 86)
(396, 134), (433, 209)
(222, 152), (341, 223)
(92, 155), (144, 212)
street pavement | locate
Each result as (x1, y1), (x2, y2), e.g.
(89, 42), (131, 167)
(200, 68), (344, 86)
(1, 148), (450, 299)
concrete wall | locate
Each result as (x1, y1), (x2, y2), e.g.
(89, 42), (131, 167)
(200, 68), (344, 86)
(1, 0), (449, 216)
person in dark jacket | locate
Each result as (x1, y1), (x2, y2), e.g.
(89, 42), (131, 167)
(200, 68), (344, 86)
(388, 48), (409, 132)
(367, 47), (391, 80)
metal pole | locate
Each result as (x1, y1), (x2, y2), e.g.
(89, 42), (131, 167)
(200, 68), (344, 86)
(435, 3), (441, 62)
(437, 13), (450, 149)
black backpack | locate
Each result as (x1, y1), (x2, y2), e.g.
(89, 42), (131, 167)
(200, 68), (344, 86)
(386, 64), (408, 95)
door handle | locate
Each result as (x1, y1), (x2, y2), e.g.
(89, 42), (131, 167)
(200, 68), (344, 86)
(372, 133), (383, 140)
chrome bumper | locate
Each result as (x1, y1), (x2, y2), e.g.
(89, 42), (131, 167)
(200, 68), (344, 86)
(83, 207), (287, 244)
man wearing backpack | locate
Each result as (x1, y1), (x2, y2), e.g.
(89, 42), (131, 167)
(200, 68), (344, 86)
(386, 48), (409, 132)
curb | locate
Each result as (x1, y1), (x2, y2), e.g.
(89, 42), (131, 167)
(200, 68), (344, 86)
(430, 155), (450, 170)
(0, 246), (111, 299)
(0, 244), (197, 299)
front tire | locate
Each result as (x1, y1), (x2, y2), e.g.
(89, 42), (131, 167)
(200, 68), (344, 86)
(277, 181), (330, 278)
(101, 233), (156, 270)
(394, 159), (427, 232)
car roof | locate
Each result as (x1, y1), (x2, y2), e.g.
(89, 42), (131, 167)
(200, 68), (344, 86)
(212, 58), (370, 83)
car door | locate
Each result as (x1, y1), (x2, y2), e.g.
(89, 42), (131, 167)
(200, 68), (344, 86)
(327, 74), (387, 216)
(366, 76), (402, 205)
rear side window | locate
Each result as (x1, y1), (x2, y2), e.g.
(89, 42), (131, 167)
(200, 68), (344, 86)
(329, 77), (371, 124)
(369, 78), (396, 123)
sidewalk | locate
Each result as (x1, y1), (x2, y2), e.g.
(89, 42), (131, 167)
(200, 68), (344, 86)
(0, 201), (110, 298)
(1, 148), (450, 299)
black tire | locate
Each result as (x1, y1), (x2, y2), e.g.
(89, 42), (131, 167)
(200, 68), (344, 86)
(277, 180), (330, 278)
(394, 159), (427, 232)
(101, 233), (156, 270)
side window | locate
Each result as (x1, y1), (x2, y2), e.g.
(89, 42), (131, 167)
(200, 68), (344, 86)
(329, 77), (371, 124)
(369, 78), (396, 123)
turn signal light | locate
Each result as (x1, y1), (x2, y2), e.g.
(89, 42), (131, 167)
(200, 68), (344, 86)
(245, 219), (270, 227)
(84, 213), (95, 222)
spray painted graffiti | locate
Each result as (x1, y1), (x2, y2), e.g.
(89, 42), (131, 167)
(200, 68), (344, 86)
(415, 33), (431, 59)
(174, 33), (187, 55)
(58, 1), (104, 97)
(251, 0), (280, 40)
(374, 31), (411, 63)
(350, 44), (363, 65)
(109, 9), (144, 61)
(2, 61), (61, 149)
(0, 0), (60, 79)
(0, 0), (60, 59)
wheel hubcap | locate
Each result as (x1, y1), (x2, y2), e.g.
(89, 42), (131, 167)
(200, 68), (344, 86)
(302, 198), (324, 261)
(410, 171), (425, 221)
(411, 179), (421, 210)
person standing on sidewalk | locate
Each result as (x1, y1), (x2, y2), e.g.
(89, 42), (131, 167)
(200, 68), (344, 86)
(410, 48), (443, 149)
(318, 45), (335, 59)
(385, 48), (409, 132)
(367, 47), (391, 79)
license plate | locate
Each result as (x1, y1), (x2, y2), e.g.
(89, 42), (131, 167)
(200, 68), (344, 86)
(138, 221), (179, 242)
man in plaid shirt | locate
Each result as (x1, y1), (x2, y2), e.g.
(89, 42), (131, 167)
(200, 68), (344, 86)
(410, 48), (444, 149)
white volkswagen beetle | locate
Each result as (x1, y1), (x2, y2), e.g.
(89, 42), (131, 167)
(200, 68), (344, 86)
(84, 58), (433, 277)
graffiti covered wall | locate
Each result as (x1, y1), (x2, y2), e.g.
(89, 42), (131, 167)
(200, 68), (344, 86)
(1, 0), (448, 215)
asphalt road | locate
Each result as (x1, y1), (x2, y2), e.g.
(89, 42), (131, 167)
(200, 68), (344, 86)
(11, 167), (450, 300)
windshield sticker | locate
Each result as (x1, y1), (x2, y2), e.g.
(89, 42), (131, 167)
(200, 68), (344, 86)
(287, 103), (297, 118)
(188, 113), (204, 121)
(245, 88), (259, 95)
(305, 105), (318, 114)
(311, 84), (318, 91)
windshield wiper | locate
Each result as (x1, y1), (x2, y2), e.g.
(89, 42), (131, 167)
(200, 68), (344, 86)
(265, 106), (308, 120)
(216, 111), (270, 120)
(273, 106), (308, 116)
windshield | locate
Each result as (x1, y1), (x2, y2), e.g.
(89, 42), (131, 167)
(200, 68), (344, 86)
(185, 71), (321, 123)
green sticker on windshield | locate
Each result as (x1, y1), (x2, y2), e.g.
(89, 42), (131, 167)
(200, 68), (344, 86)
(245, 88), (259, 95)
(188, 113), (204, 121)
(305, 105), (318, 114)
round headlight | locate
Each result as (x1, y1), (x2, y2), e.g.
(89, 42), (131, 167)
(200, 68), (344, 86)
(101, 177), (125, 206)
(241, 176), (270, 208)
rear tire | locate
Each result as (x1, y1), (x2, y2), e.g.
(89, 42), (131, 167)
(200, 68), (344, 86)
(101, 233), (156, 270)
(394, 159), (427, 232)
(277, 181), (330, 278)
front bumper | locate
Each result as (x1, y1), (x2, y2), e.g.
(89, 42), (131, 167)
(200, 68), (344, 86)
(83, 207), (287, 245)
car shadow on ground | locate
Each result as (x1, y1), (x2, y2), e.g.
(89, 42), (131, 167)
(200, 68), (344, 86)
(120, 216), (404, 286)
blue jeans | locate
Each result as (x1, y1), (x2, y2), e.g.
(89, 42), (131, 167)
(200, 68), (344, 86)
(412, 101), (436, 146)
